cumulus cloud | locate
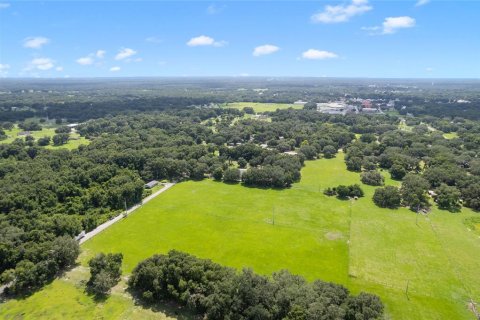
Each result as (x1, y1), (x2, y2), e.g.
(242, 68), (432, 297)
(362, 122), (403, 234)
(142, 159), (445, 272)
(382, 16), (416, 34)
(115, 48), (137, 60)
(253, 44), (280, 57)
(187, 35), (226, 47)
(110, 66), (121, 72)
(55, 66), (63, 72)
(311, 0), (372, 24)
(0, 3), (10, 9)
(363, 16), (416, 35)
(301, 49), (338, 60)
(27, 58), (55, 70)
(415, 0), (430, 7)
(0, 63), (10, 76)
(76, 56), (94, 65)
(96, 50), (106, 58)
(23, 36), (50, 49)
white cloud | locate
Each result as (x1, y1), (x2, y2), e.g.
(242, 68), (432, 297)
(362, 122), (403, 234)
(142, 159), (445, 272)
(110, 66), (121, 72)
(55, 66), (63, 72)
(186, 35), (226, 47)
(27, 58), (55, 71)
(382, 16), (416, 34)
(115, 47), (137, 60)
(301, 49), (338, 60)
(23, 36), (50, 49)
(207, 4), (224, 15)
(311, 0), (372, 24)
(0, 3), (10, 9)
(363, 16), (416, 35)
(96, 50), (106, 58)
(253, 44), (280, 57)
(425, 67), (434, 72)
(145, 36), (162, 43)
(415, 0), (430, 7)
(0, 63), (10, 76)
(76, 56), (94, 65)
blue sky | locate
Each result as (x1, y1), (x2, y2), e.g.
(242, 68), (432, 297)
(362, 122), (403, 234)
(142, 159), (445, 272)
(0, 0), (479, 78)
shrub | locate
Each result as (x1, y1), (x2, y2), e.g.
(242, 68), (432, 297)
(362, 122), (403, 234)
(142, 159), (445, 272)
(373, 186), (401, 209)
(361, 171), (385, 186)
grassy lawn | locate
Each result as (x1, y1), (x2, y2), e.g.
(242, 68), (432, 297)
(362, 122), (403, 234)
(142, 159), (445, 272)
(443, 132), (459, 139)
(1, 155), (479, 319)
(225, 102), (303, 113)
(0, 125), (90, 150)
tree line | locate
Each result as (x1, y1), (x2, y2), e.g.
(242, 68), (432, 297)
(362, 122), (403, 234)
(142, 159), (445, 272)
(128, 250), (384, 320)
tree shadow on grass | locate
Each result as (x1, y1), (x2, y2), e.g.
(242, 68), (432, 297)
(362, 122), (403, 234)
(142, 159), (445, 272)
(0, 262), (82, 302)
(127, 288), (199, 320)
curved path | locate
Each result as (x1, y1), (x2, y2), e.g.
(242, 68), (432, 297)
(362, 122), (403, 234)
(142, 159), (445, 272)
(79, 183), (175, 244)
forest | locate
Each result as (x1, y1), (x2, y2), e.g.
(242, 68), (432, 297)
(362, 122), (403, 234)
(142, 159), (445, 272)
(1, 79), (480, 318)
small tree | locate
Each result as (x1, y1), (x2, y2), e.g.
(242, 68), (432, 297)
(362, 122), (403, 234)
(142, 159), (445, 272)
(243, 106), (255, 114)
(323, 187), (336, 196)
(435, 184), (461, 212)
(336, 185), (351, 199)
(212, 167), (223, 181)
(361, 171), (385, 186)
(390, 163), (406, 180)
(400, 174), (430, 211)
(52, 133), (70, 146)
(322, 145), (337, 159)
(346, 157), (362, 172)
(88, 253), (123, 296)
(373, 186), (401, 209)
(237, 157), (248, 169)
(37, 136), (51, 146)
(223, 168), (240, 183)
(348, 184), (364, 198)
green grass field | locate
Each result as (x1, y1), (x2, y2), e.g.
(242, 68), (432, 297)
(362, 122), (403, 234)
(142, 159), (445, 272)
(1, 155), (479, 319)
(225, 102), (304, 113)
(0, 125), (90, 150)
(443, 132), (459, 139)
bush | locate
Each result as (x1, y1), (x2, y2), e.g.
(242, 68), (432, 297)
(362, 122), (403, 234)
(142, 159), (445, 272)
(373, 186), (401, 209)
(361, 171), (385, 186)
(322, 145), (337, 158)
(212, 167), (223, 181)
(37, 136), (51, 146)
(329, 184), (364, 199)
(389, 164), (406, 180)
(223, 168), (241, 183)
(87, 253), (123, 296)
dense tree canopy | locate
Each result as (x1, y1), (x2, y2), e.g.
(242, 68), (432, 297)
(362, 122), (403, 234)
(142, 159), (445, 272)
(128, 250), (384, 320)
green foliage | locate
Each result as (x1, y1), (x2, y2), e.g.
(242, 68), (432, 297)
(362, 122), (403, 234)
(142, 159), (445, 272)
(87, 252), (123, 296)
(18, 120), (42, 131)
(346, 157), (362, 172)
(330, 184), (364, 199)
(37, 136), (51, 146)
(360, 171), (385, 186)
(435, 184), (461, 212)
(223, 168), (241, 183)
(128, 250), (384, 320)
(389, 163), (407, 180)
(52, 133), (70, 145)
(400, 174), (430, 211)
(372, 186), (401, 209)
(322, 145), (337, 159)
